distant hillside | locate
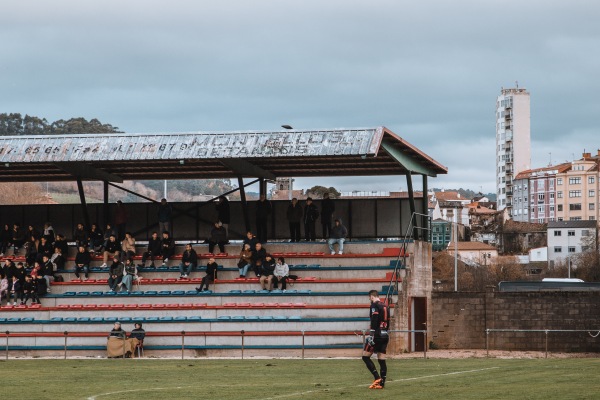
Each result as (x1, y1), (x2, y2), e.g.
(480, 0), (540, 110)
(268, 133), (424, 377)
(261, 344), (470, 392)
(430, 188), (496, 201)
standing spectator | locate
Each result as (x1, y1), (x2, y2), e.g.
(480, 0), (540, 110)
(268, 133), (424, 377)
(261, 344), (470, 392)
(328, 219), (348, 255)
(114, 200), (128, 241)
(321, 192), (336, 239)
(178, 243), (198, 278)
(255, 194), (272, 243)
(74, 245), (91, 281)
(157, 198), (173, 235)
(43, 222), (55, 243)
(50, 246), (66, 272)
(160, 231), (175, 266)
(216, 196), (230, 235)
(108, 256), (124, 292)
(286, 197), (303, 242)
(259, 254), (276, 291)
(273, 257), (289, 291)
(73, 223), (88, 248)
(195, 257), (218, 292)
(238, 243), (252, 278)
(102, 234), (122, 268)
(88, 223), (104, 253)
(34, 274), (47, 301)
(120, 259), (138, 293)
(242, 231), (258, 251)
(141, 231), (161, 268)
(303, 197), (319, 242)
(251, 242), (267, 277)
(0, 224), (11, 256)
(11, 223), (26, 254)
(208, 222), (227, 254)
(25, 235), (41, 267)
(53, 234), (68, 258)
(121, 232), (136, 261)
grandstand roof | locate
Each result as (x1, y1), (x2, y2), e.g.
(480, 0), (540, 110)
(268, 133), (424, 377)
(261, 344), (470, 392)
(0, 127), (447, 182)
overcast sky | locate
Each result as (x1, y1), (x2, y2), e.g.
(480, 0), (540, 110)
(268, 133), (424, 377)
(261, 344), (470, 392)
(2, 0), (599, 194)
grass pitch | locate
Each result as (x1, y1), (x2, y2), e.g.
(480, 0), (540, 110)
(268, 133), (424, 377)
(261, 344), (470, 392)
(2, 358), (600, 399)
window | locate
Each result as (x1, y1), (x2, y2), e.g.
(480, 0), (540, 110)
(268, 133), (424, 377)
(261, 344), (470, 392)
(557, 178), (563, 185)
(554, 231), (561, 236)
(558, 217), (564, 221)
(582, 230), (590, 236)
(538, 194), (545, 200)
(550, 193), (555, 199)
(589, 176), (595, 184)
(558, 204), (563, 211)
(590, 216), (596, 221)
(571, 217), (582, 221)
(554, 246), (562, 253)
(590, 203), (595, 210)
(569, 190), (581, 198)
(568, 247), (576, 253)
(569, 203), (582, 211)
(568, 230), (575, 236)
(557, 191), (563, 198)
(550, 206), (555, 211)
(569, 177), (581, 185)
(589, 190), (595, 197)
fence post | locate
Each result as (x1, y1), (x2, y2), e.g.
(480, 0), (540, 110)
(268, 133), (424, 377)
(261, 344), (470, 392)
(423, 330), (427, 359)
(301, 330), (305, 360)
(241, 330), (245, 360)
(545, 330), (548, 359)
(181, 331), (186, 360)
(5, 331), (9, 360)
(64, 331), (68, 360)
(486, 329), (489, 357)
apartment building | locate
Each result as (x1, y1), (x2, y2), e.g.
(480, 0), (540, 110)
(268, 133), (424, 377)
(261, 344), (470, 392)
(547, 220), (597, 267)
(555, 152), (600, 222)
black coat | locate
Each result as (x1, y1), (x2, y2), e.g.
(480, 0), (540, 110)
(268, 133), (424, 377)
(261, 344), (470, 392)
(286, 203), (303, 223)
(216, 199), (231, 224)
(255, 199), (272, 220)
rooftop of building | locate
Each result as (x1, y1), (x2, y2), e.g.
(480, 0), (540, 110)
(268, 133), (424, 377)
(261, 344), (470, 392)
(447, 241), (497, 251)
(547, 220), (598, 229)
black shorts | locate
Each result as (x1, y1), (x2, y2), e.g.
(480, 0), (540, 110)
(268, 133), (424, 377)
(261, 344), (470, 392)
(364, 336), (389, 354)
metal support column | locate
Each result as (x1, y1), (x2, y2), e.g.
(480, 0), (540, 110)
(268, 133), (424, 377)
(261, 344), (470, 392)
(103, 180), (109, 227)
(76, 178), (91, 230)
(238, 177), (251, 233)
(406, 173), (417, 240)
(422, 175), (429, 242)
(259, 178), (266, 197)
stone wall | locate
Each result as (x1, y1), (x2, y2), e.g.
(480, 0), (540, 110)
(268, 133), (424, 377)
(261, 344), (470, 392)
(431, 289), (600, 352)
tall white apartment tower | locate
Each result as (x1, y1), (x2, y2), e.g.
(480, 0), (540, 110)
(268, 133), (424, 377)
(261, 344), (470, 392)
(496, 86), (531, 216)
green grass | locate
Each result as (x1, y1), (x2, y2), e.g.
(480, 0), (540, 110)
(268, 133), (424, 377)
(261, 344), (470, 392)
(2, 358), (600, 399)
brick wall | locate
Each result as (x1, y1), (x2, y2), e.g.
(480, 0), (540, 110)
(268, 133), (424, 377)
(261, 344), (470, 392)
(431, 289), (600, 352)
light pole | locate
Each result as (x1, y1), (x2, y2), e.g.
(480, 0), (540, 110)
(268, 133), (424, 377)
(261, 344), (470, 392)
(454, 207), (458, 292)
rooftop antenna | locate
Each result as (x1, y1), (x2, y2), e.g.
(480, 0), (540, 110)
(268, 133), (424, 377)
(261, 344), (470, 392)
(515, 80), (519, 89)
(549, 152), (552, 166)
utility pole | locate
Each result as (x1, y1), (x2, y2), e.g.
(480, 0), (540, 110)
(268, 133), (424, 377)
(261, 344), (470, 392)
(454, 207), (458, 292)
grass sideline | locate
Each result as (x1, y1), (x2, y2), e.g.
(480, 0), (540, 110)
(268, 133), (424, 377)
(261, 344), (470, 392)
(2, 358), (599, 399)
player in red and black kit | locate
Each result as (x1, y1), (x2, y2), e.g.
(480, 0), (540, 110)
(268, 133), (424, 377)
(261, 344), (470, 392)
(362, 289), (389, 389)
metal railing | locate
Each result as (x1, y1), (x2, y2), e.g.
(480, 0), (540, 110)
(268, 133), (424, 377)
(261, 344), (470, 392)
(485, 328), (600, 358)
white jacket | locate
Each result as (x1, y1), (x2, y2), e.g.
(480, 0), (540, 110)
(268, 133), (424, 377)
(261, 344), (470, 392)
(274, 263), (289, 278)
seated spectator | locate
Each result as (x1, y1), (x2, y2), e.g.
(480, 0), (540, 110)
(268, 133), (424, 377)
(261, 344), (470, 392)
(30, 262), (43, 279)
(237, 243), (252, 278)
(88, 223), (104, 253)
(25, 235), (40, 267)
(160, 231), (175, 266)
(37, 236), (53, 263)
(107, 322), (138, 358)
(53, 234), (69, 259)
(195, 257), (218, 292)
(121, 232), (136, 261)
(74, 245), (91, 281)
(11, 223), (26, 254)
(242, 231), (258, 251)
(251, 242), (267, 277)
(8, 275), (22, 306)
(178, 243), (198, 279)
(73, 223), (88, 249)
(102, 234), (121, 268)
(328, 219), (348, 255)
(141, 231), (161, 268)
(101, 223), (117, 252)
(42, 222), (55, 243)
(108, 256), (124, 292)
(25, 225), (40, 244)
(0, 224), (11, 256)
(273, 257), (290, 291)
(13, 262), (26, 284)
(0, 273), (8, 305)
(259, 254), (276, 291)
(41, 255), (54, 293)
(130, 323), (146, 341)
(22, 275), (40, 305)
(120, 258), (137, 293)
(2, 259), (15, 281)
(50, 246), (66, 272)
(208, 221), (227, 254)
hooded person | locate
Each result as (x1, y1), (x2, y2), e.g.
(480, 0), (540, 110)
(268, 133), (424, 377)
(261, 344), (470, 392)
(328, 218), (348, 255)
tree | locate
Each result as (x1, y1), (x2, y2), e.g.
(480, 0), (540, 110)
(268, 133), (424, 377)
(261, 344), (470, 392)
(307, 185), (341, 198)
(0, 113), (121, 136)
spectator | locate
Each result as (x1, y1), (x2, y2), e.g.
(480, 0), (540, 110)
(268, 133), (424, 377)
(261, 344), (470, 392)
(34, 274), (47, 299)
(255, 194), (272, 243)
(178, 243), (198, 279)
(41, 255), (54, 293)
(208, 221), (227, 254)
(160, 231), (175, 266)
(53, 234), (69, 259)
(251, 242), (267, 277)
(73, 223), (88, 248)
(141, 231), (161, 268)
(259, 254), (276, 291)
(303, 197), (319, 242)
(101, 223), (117, 252)
(74, 245), (91, 281)
(42, 222), (55, 243)
(0, 273), (8, 305)
(50, 246), (66, 272)
(88, 223), (104, 253)
(2, 259), (15, 280)
(238, 243), (252, 278)
(102, 234), (121, 268)
(195, 257), (218, 292)
(286, 198), (303, 243)
(22, 275), (40, 305)
(114, 200), (128, 241)
(0, 224), (10, 256)
(130, 323), (146, 341)
(328, 219), (348, 255)
(8, 275), (22, 306)
(25, 235), (41, 267)
(107, 321), (138, 358)
(25, 225), (40, 243)
(273, 257), (290, 291)
(120, 258), (138, 293)
(242, 231), (258, 251)
(216, 196), (230, 234)
(37, 236), (53, 263)
(158, 198), (173, 235)
(321, 192), (336, 239)
(108, 256), (124, 292)
(11, 223), (26, 254)
(121, 232), (136, 261)
(30, 262), (42, 279)
(13, 262), (26, 284)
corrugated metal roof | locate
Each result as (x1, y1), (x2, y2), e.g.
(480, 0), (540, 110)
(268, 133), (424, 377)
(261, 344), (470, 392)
(547, 220), (597, 229)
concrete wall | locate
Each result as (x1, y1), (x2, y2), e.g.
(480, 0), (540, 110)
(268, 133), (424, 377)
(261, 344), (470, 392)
(431, 289), (600, 352)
